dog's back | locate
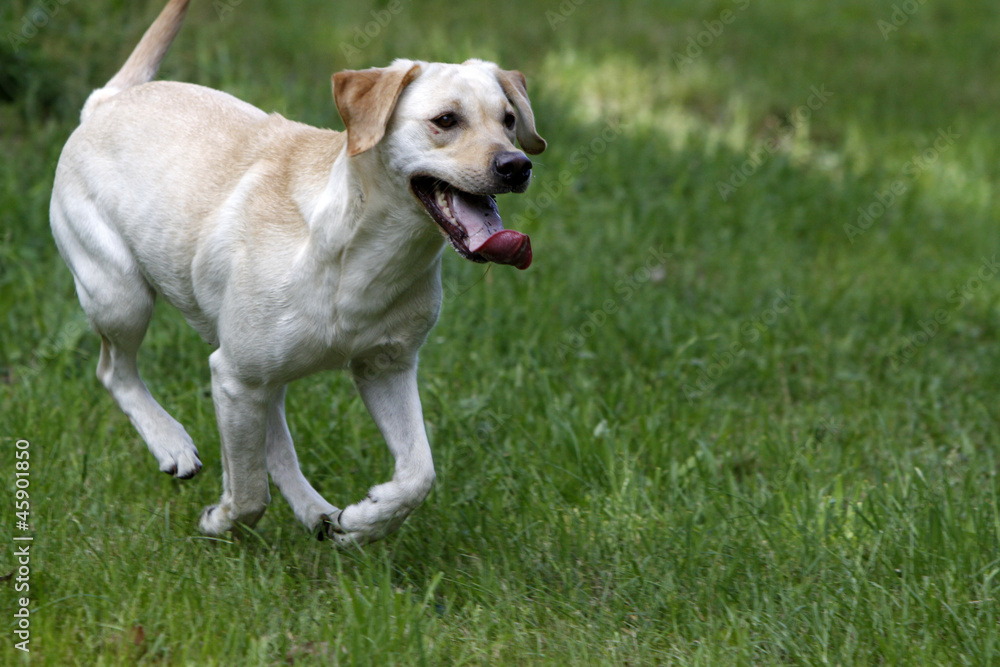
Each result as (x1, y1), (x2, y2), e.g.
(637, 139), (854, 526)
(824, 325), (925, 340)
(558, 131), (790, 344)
(57, 78), (346, 342)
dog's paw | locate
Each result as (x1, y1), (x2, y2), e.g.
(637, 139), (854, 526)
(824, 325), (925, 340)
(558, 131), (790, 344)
(149, 433), (202, 479)
(317, 510), (365, 547)
(160, 448), (202, 479)
(317, 509), (385, 547)
(199, 500), (267, 536)
(198, 504), (232, 536)
(318, 501), (409, 547)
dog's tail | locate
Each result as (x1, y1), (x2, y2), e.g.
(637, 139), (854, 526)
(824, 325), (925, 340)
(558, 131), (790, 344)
(81, 0), (191, 122)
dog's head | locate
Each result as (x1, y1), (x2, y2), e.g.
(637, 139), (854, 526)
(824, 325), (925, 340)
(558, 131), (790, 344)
(333, 59), (545, 270)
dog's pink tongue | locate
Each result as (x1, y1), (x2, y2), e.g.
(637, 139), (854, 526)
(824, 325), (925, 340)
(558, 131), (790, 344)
(451, 191), (533, 270)
(474, 230), (532, 270)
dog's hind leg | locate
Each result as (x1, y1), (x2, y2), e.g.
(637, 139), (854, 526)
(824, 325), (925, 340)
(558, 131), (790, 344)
(264, 387), (338, 534)
(51, 203), (202, 479)
(95, 329), (203, 479)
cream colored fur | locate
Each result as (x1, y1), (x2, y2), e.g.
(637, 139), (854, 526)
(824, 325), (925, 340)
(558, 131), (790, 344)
(49, 0), (544, 545)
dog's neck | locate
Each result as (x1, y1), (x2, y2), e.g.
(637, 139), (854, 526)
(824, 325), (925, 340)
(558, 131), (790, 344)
(291, 138), (446, 311)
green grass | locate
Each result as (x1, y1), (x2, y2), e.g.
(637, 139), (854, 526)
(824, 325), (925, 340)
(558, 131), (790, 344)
(2, 0), (1000, 663)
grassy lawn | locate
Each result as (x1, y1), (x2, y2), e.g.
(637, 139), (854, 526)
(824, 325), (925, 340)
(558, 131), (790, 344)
(2, 0), (999, 663)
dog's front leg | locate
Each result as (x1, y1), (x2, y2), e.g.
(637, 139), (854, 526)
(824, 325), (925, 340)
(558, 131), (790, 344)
(324, 363), (436, 546)
(265, 387), (338, 533)
(198, 349), (272, 535)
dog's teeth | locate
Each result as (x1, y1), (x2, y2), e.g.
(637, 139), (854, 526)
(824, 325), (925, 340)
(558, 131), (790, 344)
(436, 189), (454, 221)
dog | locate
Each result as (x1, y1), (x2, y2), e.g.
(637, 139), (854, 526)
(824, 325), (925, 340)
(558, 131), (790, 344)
(49, 0), (545, 546)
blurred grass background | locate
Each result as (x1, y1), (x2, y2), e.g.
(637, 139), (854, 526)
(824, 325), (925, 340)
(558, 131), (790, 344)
(2, 0), (999, 664)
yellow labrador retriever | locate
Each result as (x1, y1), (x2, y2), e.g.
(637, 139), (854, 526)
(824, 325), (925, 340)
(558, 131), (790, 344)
(49, 0), (545, 546)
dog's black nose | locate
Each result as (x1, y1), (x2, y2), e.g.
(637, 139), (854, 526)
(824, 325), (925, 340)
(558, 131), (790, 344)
(494, 151), (532, 187)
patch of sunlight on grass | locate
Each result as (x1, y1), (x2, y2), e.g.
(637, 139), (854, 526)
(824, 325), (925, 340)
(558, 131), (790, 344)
(539, 47), (992, 217)
(538, 49), (839, 167)
(538, 50), (717, 149)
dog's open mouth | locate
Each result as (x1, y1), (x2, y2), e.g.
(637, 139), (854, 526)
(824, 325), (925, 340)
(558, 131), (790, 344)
(411, 176), (532, 270)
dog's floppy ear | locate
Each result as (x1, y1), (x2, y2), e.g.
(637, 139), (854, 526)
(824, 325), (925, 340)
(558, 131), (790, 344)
(495, 69), (546, 155)
(333, 62), (422, 157)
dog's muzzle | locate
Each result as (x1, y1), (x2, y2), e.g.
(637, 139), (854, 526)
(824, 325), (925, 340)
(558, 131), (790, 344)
(411, 176), (532, 270)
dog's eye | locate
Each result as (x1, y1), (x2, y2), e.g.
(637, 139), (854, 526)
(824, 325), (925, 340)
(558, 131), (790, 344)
(503, 112), (516, 131)
(432, 113), (459, 129)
